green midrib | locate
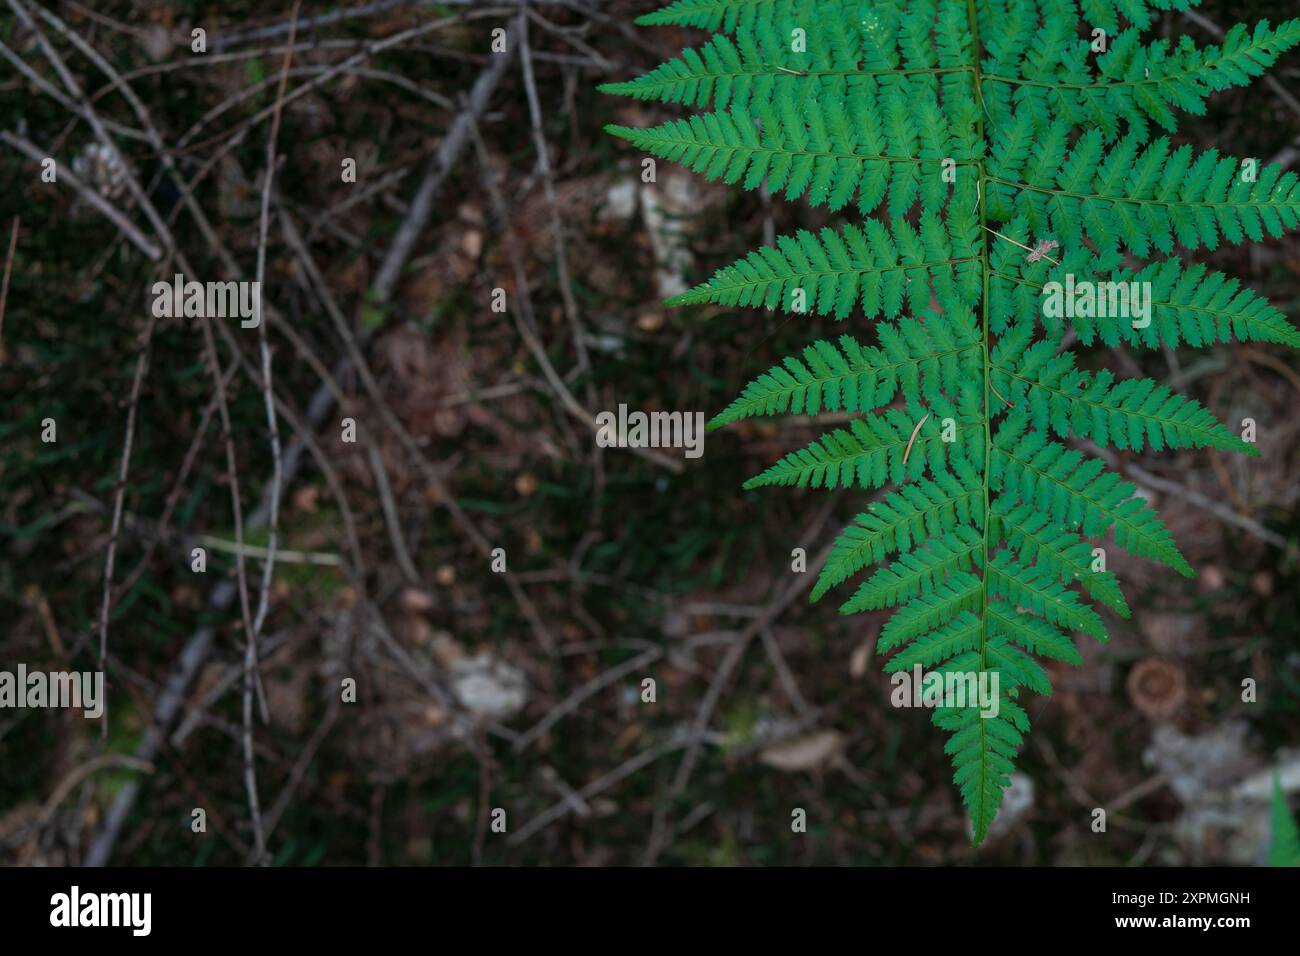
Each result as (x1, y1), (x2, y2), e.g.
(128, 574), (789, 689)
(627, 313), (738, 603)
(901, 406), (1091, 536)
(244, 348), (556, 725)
(968, 0), (994, 844)
(613, 51), (1286, 96)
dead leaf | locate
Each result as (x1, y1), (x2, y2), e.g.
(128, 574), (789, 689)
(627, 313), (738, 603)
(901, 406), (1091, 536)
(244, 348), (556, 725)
(759, 730), (845, 772)
(399, 587), (434, 614)
(637, 311), (665, 332)
(461, 229), (483, 259)
(430, 631), (465, 666)
(292, 484), (320, 513)
(140, 25), (175, 61)
(849, 641), (872, 679)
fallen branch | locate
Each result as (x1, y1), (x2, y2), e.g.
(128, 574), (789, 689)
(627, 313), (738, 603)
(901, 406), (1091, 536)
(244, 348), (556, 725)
(0, 132), (160, 260)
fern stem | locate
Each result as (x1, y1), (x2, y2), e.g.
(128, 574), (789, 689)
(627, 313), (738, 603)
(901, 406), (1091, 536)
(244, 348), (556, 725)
(985, 173), (1293, 213)
(968, 0), (994, 846)
(980, 73), (1174, 92)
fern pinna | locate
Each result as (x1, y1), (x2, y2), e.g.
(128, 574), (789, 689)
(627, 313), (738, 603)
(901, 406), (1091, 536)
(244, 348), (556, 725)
(602, 0), (1300, 844)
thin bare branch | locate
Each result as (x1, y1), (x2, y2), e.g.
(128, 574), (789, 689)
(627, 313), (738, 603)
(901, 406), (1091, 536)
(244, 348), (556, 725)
(518, 6), (592, 388)
(371, 19), (521, 305)
(242, 0), (303, 867)
(0, 216), (17, 362)
(0, 132), (160, 260)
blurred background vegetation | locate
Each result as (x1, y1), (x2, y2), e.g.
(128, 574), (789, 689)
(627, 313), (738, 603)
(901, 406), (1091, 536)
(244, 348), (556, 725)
(0, 0), (1298, 866)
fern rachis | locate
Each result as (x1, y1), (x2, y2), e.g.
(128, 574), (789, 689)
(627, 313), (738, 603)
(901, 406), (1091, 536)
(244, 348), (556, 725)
(603, 0), (1300, 845)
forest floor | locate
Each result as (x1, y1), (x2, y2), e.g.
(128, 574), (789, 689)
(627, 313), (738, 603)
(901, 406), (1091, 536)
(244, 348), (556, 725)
(0, 0), (1298, 865)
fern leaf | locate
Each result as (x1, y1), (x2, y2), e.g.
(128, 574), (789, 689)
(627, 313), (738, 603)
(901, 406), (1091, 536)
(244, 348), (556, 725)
(984, 20), (1300, 139)
(667, 217), (979, 319)
(994, 129), (1300, 257)
(601, 10), (947, 113)
(1072, 0), (1202, 34)
(989, 238), (1300, 349)
(992, 414), (1194, 577)
(986, 551), (1107, 640)
(636, 0), (814, 33)
(608, 77), (968, 216)
(710, 320), (979, 427)
(845, 529), (983, 615)
(990, 498), (1130, 617)
(936, 692), (1028, 844)
(812, 464), (984, 601)
(743, 405), (977, 491)
(988, 602), (1083, 665)
(599, 26), (823, 113)
(599, 33), (766, 111)
(991, 338), (1254, 454)
(608, 0), (1295, 849)
(1269, 773), (1300, 867)
(877, 585), (984, 657)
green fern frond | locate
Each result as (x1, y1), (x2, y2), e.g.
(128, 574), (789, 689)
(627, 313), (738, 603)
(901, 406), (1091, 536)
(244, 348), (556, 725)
(669, 209), (982, 319)
(989, 128), (1300, 257)
(846, 529), (983, 615)
(743, 402), (978, 491)
(877, 577), (984, 655)
(990, 334), (1254, 454)
(1071, 0), (1201, 33)
(986, 551), (1107, 640)
(988, 601), (1082, 665)
(607, 76), (973, 217)
(990, 499), (1130, 617)
(599, 19), (865, 113)
(709, 318), (980, 428)
(992, 412), (1195, 577)
(812, 465), (985, 601)
(1269, 773), (1300, 867)
(607, 0), (1289, 847)
(981, 19), (1300, 139)
(599, 33), (767, 111)
(636, 0), (812, 32)
(989, 237), (1300, 348)
(937, 690), (1027, 844)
